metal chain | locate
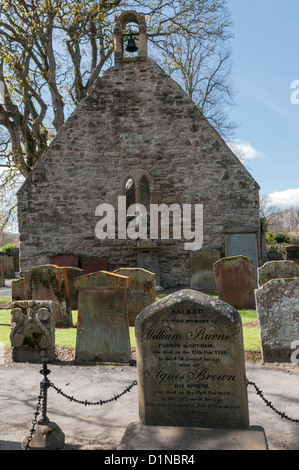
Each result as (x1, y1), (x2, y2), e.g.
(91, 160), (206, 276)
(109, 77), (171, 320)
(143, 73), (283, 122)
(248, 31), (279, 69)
(49, 379), (138, 406)
(24, 370), (297, 450)
(247, 378), (299, 423)
(24, 379), (137, 449)
(23, 383), (43, 450)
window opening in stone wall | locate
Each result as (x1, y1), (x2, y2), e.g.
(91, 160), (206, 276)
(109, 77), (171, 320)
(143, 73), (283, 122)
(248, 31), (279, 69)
(125, 177), (136, 211)
(139, 176), (150, 213)
(124, 174), (152, 238)
(139, 175), (151, 238)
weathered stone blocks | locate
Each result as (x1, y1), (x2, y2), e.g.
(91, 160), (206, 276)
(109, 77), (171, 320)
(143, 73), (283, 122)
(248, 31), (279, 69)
(17, 53), (260, 290)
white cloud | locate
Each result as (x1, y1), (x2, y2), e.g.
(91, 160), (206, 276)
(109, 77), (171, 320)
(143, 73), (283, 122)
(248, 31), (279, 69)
(268, 188), (299, 210)
(227, 139), (266, 163)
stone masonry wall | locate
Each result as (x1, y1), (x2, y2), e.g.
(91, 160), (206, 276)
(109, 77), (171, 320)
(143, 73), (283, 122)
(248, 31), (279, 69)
(17, 58), (260, 289)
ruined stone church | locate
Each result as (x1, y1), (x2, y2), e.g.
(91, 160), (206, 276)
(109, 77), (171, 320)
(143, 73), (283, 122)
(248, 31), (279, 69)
(17, 11), (261, 291)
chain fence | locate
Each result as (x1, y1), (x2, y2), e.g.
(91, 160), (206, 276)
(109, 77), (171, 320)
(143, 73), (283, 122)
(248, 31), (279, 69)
(246, 379), (299, 423)
(23, 363), (298, 450)
(49, 379), (138, 406)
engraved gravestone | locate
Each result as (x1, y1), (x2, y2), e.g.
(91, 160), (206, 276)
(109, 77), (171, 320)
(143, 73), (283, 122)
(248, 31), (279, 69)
(74, 271), (131, 363)
(135, 289), (249, 428)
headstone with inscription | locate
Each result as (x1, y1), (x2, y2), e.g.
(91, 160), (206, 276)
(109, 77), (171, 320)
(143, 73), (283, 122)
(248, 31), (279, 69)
(135, 289), (249, 428)
(255, 277), (299, 363)
(113, 268), (156, 326)
(213, 255), (256, 309)
(74, 271), (131, 363)
(118, 289), (267, 450)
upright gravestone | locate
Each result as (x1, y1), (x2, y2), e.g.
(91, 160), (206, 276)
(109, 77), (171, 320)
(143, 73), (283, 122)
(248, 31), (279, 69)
(190, 248), (220, 292)
(2, 254), (15, 278)
(285, 245), (299, 265)
(213, 256), (256, 309)
(24, 265), (73, 327)
(10, 300), (55, 362)
(49, 254), (79, 268)
(118, 289), (267, 450)
(135, 240), (163, 291)
(266, 245), (287, 261)
(12, 278), (25, 301)
(82, 256), (107, 275)
(136, 289), (249, 428)
(113, 268), (156, 326)
(74, 271), (131, 363)
(257, 260), (299, 287)
(0, 257), (4, 287)
(63, 267), (83, 310)
(255, 277), (299, 363)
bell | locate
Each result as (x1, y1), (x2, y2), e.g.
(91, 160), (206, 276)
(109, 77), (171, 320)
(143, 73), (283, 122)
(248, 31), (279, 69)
(125, 35), (138, 53)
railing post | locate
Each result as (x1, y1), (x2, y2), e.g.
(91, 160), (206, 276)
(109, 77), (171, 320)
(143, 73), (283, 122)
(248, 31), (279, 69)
(38, 362), (51, 425)
(22, 362), (65, 450)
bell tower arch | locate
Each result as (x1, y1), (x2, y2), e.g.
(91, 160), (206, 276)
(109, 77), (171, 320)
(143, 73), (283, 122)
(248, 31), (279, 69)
(114, 11), (148, 64)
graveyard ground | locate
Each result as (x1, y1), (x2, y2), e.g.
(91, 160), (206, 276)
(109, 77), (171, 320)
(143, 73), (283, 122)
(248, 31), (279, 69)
(0, 284), (298, 451)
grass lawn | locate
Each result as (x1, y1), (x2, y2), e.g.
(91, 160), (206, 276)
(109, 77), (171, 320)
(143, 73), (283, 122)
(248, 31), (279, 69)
(0, 292), (260, 354)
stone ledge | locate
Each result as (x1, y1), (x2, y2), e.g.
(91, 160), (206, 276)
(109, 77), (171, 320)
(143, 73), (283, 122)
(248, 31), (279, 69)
(117, 422), (268, 450)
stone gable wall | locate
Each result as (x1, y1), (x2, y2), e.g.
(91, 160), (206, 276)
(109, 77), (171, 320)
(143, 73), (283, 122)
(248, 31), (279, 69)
(18, 59), (260, 288)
